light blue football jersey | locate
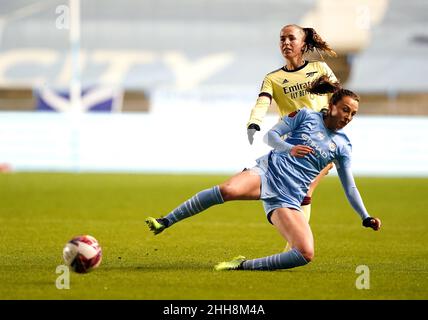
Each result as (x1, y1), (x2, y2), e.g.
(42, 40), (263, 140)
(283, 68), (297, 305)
(256, 107), (369, 220)
(279, 107), (351, 179)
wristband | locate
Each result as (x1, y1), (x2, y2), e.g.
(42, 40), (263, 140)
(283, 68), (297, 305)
(248, 123), (260, 131)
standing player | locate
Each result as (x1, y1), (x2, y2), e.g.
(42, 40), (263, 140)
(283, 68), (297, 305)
(247, 24), (339, 248)
(145, 76), (381, 271)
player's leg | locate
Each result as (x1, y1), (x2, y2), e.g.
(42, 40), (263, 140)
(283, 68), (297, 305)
(300, 162), (333, 222)
(215, 207), (313, 270)
(283, 196), (311, 251)
(218, 168), (261, 201)
(146, 169), (261, 234)
(307, 162), (334, 197)
(283, 163), (333, 251)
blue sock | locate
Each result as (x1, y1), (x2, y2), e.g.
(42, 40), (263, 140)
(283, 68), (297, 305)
(162, 185), (224, 227)
(242, 248), (309, 270)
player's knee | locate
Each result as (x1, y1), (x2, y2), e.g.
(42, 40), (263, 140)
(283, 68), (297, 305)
(219, 183), (239, 201)
(297, 245), (314, 262)
(302, 249), (314, 262)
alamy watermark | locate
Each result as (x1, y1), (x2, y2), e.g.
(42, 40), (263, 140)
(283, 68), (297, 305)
(355, 265), (370, 290)
(56, 264), (70, 289)
(55, 5), (70, 30)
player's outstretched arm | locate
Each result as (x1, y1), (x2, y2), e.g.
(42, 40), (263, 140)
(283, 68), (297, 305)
(336, 161), (381, 231)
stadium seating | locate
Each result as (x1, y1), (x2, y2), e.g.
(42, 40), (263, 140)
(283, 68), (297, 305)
(0, 0), (427, 114)
(347, 0), (428, 93)
(0, 0), (315, 90)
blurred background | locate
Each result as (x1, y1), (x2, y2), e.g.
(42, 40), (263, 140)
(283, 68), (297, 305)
(0, 0), (427, 175)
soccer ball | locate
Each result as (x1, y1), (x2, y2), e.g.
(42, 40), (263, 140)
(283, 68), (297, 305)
(63, 235), (102, 273)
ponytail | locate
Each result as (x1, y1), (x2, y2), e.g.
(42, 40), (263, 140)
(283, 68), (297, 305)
(303, 27), (337, 58)
(307, 75), (341, 95)
(307, 75), (360, 105)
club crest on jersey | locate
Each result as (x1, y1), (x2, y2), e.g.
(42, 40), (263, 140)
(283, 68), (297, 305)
(329, 142), (337, 152)
(306, 71), (318, 78)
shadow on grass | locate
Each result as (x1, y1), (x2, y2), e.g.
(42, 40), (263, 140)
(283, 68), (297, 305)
(100, 262), (214, 272)
(100, 263), (316, 273)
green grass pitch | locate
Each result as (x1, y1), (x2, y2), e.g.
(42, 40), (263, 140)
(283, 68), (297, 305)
(0, 172), (427, 299)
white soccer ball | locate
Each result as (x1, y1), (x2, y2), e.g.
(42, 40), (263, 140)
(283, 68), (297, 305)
(63, 235), (102, 273)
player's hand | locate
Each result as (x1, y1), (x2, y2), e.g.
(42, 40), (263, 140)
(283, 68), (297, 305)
(247, 124), (260, 145)
(247, 129), (257, 145)
(362, 217), (381, 231)
(290, 145), (314, 158)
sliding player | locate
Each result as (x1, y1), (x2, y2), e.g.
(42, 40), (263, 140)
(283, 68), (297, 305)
(145, 76), (381, 271)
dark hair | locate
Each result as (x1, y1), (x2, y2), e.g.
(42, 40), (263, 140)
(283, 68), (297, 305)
(307, 75), (360, 105)
(303, 27), (337, 58)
